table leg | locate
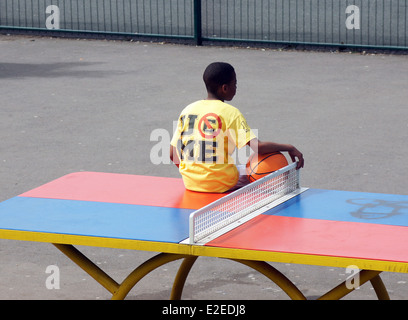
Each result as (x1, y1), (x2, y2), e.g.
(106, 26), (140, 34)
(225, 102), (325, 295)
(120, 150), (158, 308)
(111, 252), (189, 300)
(170, 259), (390, 300)
(370, 273), (390, 300)
(170, 257), (307, 300)
(54, 243), (189, 300)
(53, 244), (391, 300)
(53, 243), (120, 295)
(233, 259), (307, 300)
(170, 256), (199, 300)
(317, 270), (390, 300)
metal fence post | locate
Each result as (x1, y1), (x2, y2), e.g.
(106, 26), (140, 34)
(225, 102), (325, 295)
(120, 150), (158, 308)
(193, 0), (202, 45)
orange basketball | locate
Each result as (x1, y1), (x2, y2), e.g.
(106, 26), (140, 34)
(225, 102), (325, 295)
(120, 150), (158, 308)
(246, 152), (289, 182)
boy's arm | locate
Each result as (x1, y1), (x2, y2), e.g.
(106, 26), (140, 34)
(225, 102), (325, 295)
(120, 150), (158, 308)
(247, 138), (304, 169)
(169, 145), (180, 168)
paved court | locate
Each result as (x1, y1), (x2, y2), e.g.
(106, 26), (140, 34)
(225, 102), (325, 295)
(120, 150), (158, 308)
(0, 34), (407, 299)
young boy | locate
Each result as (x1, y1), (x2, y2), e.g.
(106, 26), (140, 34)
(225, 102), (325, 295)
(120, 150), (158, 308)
(170, 62), (304, 193)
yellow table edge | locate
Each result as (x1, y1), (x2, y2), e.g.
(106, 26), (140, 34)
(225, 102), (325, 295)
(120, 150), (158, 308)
(2, 228), (408, 274)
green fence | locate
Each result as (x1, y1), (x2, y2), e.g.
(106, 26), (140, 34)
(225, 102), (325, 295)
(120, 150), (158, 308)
(1, 0), (407, 50)
(0, 0), (196, 40)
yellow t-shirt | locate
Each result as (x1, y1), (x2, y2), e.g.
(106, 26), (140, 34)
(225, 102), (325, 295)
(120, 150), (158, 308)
(170, 100), (257, 193)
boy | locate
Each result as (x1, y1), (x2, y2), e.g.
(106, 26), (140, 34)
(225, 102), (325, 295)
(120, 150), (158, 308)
(170, 62), (304, 193)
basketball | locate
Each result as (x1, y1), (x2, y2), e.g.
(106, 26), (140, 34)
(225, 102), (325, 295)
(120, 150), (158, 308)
(246, 152), (289, 182)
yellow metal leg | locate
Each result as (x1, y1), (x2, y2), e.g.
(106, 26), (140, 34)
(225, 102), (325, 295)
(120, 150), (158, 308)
(370, 274), (390, 300)
(170, 256), (199, 300)
(112, 253), (188, 300)
(171, 258), (307, 300)
(54, 244), (188, 300)
(233, 259), (307, 300)
(318, 270), (390, 300)
(53, 243), (120, 295)
(54, 243), (390, 300)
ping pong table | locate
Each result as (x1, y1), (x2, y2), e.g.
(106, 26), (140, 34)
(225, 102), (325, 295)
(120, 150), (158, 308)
(0, 165), (408, 300)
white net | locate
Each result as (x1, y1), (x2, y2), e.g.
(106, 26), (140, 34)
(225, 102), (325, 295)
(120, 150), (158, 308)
(189, 162), (301, 244)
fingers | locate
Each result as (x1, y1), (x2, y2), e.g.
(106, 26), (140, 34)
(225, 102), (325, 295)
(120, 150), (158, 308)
(296, 157), (304, 169)
(289, 150), (304, 170)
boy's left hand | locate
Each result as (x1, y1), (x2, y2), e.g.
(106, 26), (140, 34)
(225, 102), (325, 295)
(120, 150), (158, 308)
(289, 148), (304, 170)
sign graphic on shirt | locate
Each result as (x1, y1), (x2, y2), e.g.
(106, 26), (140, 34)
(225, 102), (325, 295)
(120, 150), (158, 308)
(174, 111), (255, 165)
(198, 113), (223, 139)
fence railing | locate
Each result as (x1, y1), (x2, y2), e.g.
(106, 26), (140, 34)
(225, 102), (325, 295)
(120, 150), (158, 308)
(1, 0), (407, 50)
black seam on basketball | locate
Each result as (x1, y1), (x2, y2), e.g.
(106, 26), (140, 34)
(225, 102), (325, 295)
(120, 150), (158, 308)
(250, 153), (281, 172)
(254, 170), (276, 175)
(247, 152), (283, 181)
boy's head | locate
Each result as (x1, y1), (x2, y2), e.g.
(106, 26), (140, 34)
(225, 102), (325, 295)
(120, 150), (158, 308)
(203, 62), (237, 101)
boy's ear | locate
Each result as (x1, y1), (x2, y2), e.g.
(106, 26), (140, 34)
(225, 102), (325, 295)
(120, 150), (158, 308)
(220, 84), (228, 93)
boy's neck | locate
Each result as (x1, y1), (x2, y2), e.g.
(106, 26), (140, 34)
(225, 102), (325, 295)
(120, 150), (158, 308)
(206, 93), (224, 102)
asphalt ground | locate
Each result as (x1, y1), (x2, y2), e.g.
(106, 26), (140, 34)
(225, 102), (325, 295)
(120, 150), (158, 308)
(0, 34), (407, 300)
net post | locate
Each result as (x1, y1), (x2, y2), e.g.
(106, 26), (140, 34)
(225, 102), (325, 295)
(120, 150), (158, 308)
(189, 211), (195, 244)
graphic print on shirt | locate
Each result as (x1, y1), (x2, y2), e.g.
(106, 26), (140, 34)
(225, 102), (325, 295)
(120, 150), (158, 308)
(177, 113), (223, 164)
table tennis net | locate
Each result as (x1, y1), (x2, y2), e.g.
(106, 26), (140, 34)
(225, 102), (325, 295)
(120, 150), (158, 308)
(188, 162), (301, 244)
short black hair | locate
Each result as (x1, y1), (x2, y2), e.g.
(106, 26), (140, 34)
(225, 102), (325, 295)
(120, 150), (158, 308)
(203, 62), (236, 95)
